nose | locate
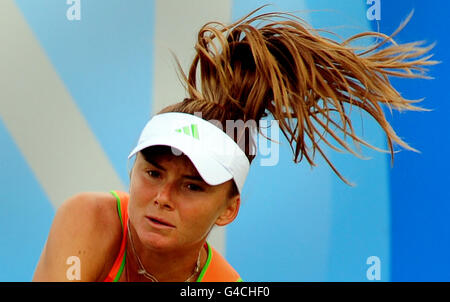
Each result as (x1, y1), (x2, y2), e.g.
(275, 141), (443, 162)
(154, 181), (175, 210)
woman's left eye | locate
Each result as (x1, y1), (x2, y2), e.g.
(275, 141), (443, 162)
(186, 184), (204, 192)
(147, 170), (161, 178)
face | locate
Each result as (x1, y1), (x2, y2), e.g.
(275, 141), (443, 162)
(128, 148), (240, 252)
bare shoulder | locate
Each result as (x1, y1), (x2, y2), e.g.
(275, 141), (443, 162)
(33, 191), (123, 281)
(60, 192), (121, 231)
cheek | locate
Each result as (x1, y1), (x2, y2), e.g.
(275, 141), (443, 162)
(130, 172), (156, 200)
(128, 178), (158, 217)
(177, 198), (224, 230)
(130, 170), (144, 192)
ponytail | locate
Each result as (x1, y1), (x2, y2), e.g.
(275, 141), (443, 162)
(160, 7), (438, 186)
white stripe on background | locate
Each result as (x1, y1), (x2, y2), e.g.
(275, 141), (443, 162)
(153, 0), (233, 255)
(0, 0), (125, 209)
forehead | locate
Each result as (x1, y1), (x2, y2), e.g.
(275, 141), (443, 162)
(137, 146), (199, 175)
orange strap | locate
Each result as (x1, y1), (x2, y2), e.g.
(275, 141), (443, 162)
(103, 190), (129, 282)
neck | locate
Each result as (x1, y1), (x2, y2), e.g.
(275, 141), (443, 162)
(125, 222), (207, 282)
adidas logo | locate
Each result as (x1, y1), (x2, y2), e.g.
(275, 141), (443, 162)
(175, 124), (199, 139)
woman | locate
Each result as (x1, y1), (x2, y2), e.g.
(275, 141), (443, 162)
(32, 8), (436, 281)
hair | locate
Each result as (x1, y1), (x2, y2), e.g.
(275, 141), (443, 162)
(158, 7), (438, 190)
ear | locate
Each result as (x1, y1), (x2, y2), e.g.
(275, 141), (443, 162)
(215, 195), (240, 227)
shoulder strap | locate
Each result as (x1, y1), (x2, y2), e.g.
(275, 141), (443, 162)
(103, 190), (129, 282)
(198, 243), (242, 282)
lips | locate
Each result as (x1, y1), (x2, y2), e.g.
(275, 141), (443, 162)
(146, 216), (175, 228)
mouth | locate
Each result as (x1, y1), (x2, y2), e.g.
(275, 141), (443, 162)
(146, 216), (175, 228)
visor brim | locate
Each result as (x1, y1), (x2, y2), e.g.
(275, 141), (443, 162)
(128, 136), (233, 187)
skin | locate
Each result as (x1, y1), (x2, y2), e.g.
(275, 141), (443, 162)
(33, 150), (240, 282)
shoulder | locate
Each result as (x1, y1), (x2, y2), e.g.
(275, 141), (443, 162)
(59, 192), (121, 231)
(55, 192), (122, 246)
(33, 191), (123, 281)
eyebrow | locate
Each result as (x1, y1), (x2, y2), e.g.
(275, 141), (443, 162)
(145, 158), (206, 183)
(182, 174), (205, 182)
(146, 158), (165, 171)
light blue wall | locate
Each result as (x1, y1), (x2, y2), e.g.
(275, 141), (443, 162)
(306, 0), (391, 282)
(14, 0), (155, 185)
(227, 0), (390, 281)
(1, 0), (155, 281)
(0, 118), (55, 281)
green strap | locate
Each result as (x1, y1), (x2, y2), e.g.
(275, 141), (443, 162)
(109, 190), (126, 282)
(110, 190), (124, 229)
(196, 242), (212, 282)
(113, 250), (127, 282)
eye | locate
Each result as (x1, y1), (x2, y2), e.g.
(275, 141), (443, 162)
(186, 183), (204, 192)
(147, 170), (161, 178)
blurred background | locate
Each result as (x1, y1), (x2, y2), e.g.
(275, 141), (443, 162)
(0, 0), (448, 281)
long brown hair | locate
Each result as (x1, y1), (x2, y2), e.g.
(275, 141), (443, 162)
(159, 7), (438, 186)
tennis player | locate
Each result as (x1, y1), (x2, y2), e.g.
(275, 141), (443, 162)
(32, 8), (436, 282)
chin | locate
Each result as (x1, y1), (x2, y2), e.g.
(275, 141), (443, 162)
(137, 224), (176, 251)
(142, 233), (173, 249)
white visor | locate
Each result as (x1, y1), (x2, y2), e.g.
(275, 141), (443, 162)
(128, 112), (250, 194)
